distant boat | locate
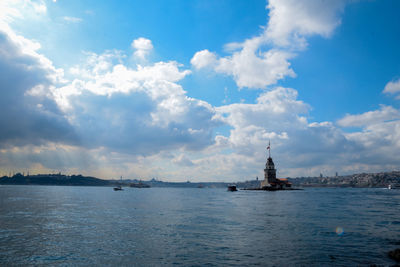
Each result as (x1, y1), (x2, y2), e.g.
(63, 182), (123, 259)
(388, 184), (400, 189)
(227, 185), (237, 192)
(113, 185), (123, 191)
(114, 176), (124, 191)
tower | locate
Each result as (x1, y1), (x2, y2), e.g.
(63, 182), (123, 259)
(261, 141), (277, 187)
(264, 157), (277, 184)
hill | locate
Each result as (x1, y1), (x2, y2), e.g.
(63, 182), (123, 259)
(0, 173), (111, 186)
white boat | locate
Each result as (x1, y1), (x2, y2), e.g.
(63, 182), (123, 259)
(388, 184), (400, 189)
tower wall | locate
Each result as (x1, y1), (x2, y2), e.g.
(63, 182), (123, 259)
(264, 167), (276, 183)
(261, 157), (277, 187)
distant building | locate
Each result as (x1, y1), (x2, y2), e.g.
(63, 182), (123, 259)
(260, 141), (291, 189)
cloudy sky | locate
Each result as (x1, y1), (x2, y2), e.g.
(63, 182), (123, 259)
(0, 0), (400, 181)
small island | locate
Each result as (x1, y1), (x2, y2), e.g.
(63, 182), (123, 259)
(244, 141), (298, 191)
(259, 144), (293, 190)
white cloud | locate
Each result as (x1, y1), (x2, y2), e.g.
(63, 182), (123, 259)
(0, 2), (21, 24)
(343, 119), (400, 167)
(213, 87), (311, 161)
(5, 81), (399, 181)
(266, 0), (346, 47)
(44, 69), (400, 180)
(200, 86), (400, 179)
(2, 1), (400, 182)
(217, 87), (309, 131)
(0, 0), (47, 25)
(190, 0), (347, 89)
(345, 120), (400, 148)
(383, 78), (400, 99)
(334, 105), (400, 169)
(215, 48), (295, 89)
(51, 48), (218, 156)
(337, 105), (400, 127)
(0, 37), (220, 179)
(172, 154), (194, 167)
(191, 49), (218, 69)
(32, 1), (47, 14)
(69, 50), (125, 78)
(191, 39), (295, 89)
(131, 37), (153, 60)
(63, 16), (82, 23)
(62, 51), (191, 100)
(0, 15), (76, 148)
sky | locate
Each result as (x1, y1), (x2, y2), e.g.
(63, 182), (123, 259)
(0, 0), (400, 181)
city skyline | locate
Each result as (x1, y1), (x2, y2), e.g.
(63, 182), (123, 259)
(0, 0), (400, 181)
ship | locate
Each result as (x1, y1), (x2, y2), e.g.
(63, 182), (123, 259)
(227, 185), (237, 192)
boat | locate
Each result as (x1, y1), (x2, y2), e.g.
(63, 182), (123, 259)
(113, 185), (123, 191)
(227, 185), (237, 192)
(388, 184), (400, 189)
(114, 176), (124, 191)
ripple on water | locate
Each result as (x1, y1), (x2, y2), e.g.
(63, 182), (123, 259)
(0, 186), (399, 266)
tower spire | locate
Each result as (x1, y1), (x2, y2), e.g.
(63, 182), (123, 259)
(267, 140), (271, 158)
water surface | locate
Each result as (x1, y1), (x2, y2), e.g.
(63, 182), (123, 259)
(0, 186), (399, 266)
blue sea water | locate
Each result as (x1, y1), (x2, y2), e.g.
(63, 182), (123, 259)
(0, 186), (399, 266)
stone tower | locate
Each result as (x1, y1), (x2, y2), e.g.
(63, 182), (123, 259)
(260, 141), (277, 187)
(264, 157), (277, 184)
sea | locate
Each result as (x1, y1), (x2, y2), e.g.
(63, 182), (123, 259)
(0, 185), (399, 266)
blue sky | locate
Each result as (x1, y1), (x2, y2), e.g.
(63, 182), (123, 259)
(1, 0), (400, 181)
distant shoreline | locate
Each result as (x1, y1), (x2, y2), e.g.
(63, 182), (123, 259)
(1, 170), (399, 188)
